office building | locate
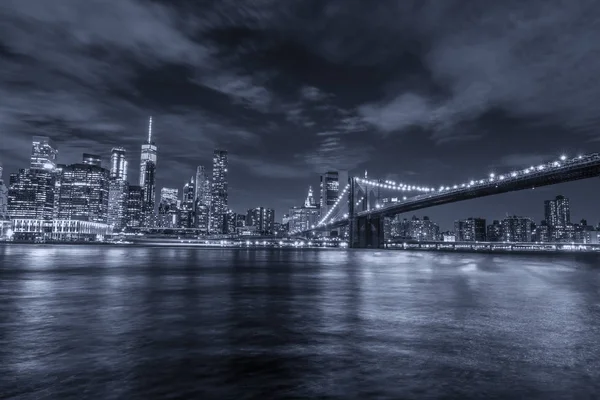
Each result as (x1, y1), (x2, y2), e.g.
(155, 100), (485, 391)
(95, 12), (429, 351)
(179, 177), (195, 229)
(110, 147), (128, 181)
(8, 169), (56, 220)
(140, 117), (157, 226)
(194, 201), (210, 232)
(289, 186), (320, 233)
(454, 218), (486, 241)
(408, 216), (440, 241)
(195, 165), (211, 206)
(533, 221), (551, 242)
(126, 185), (144, 228)
(210, 150), (228, 234)
(246, 207), (275, 235)
(157, 187), (178, 228)
(225, 209), (237, 234)
(108, 180), (129, 230)
(56, 155), (110, 223)
(30, 136), (58, 171)
(0, 165), (10, 238)
(544, 195), (572, 241)
(501, 216), (533, 242)
(107, 147), (129, 230)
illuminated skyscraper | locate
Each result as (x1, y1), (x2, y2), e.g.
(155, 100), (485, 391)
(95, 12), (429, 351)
(210, 150), (228, 234)
(110, 147), (128, 181)
(0, 165), (8, 218)
(56, 154), (110, 223)
(246, 207), (275, 235)
(30, 136), (58, 171)
(454, 218), (486, 241)
(195, 165), (211, 206)
(126, 186), (143, 228)
(139, 117), (157, 226)
(108, 147), (129, 229)
(501, 216), (533, 242)
(157, 187), (179, 228)
(179, 177), (195, 229)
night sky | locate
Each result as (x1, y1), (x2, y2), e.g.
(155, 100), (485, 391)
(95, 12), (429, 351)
(1, 0), (600, 229)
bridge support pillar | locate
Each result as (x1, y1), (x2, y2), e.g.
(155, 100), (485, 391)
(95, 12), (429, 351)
(349, 214), (385, 249)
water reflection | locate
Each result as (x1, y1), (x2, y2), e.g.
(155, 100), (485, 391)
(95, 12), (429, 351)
(1, 245), (599, 399)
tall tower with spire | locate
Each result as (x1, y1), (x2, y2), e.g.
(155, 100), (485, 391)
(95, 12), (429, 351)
(139, 117), (157, 226)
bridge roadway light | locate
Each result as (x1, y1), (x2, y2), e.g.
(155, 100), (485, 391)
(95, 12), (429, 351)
(560, 155), (567, 161)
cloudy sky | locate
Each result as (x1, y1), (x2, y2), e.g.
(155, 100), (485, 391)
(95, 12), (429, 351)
(1, 0), (600, 228)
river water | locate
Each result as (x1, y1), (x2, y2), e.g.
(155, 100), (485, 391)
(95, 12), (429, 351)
(1, 244), (599, 399)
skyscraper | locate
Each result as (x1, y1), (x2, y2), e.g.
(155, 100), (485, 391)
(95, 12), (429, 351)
(320, 171), (339, 218)
(110, 147), (128, 181)
(0, 165), (8, 218)
(246, 207), (275, 235)
(30, 136), (58, 171)
(210, 150), (228, 234)
(107, 147), (129, 230)
(195, 165), (211, 205)
(179, 177), (195, 229)
(140, 117), (157, 226)
(157, 187), (179, 228)
(544, 195), (571, 240)
(8, 169), (56, 220)
(56, 154), (110, 223)
(126, 186), (143, 228)
(82, 153), (102, 167)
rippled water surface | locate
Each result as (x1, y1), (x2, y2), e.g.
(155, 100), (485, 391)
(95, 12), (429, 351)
(1, 244), (600, 399)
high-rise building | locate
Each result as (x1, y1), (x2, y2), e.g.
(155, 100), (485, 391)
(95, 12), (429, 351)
(157, 187), (178, 228)
(8, 169), (56, 220)
(108, 180), (129, 230)
(110, 147), (128, 181)
(30, 136), (58, 171)
(194, 201), (210, 232)
(454, 218), (486, 241)
(210, 150), (228, 234)
(126, 186), (143, 228)
(320, 171), (339, 218)
(179, 177), (195, 229)
(408, 216), (440, 241)
(246, 207), (275, 235)
(486, 220), (502, 242)
(225, 209), (237, 235)
(501, 216), (533, 242)
(195, 165), (211, 205)
(107, 148), (129, 230)
(544, 195), (571, 241)
(289, 186), (320, 233)
(544, 195), (570, 227)
(0, 165), (8, 218)
(533, 220), (551, 243)
(140, 117), (157, 226)
(56, 155), (110, 223)
(0, 165), (9, 238)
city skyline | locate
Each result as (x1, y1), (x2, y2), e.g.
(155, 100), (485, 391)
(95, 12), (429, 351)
(2, 1), (600, 228)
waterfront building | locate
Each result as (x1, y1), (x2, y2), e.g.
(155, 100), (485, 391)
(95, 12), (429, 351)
(486, 220), (502, 242)
(56, 155), (110, 223)
(8, 168), (56, 221)
(194, 201), (209, 232)
(225, 209), (237, 235)
(247, 207), (275, 235)
(409, 216), (440, 241)
(107, 147), (129, 230)
(455, 218), (486, 241)
(139, 117), (157, 226)
(544, 195), (572, 240)
(210, 150), (228, 234)
(501, 216), (533, 242)
(533, 220), (551, 242)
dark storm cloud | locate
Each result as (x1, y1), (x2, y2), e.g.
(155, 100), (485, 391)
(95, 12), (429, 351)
(1, 0), (600, 217)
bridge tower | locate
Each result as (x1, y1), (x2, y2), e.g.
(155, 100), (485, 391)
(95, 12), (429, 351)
(348, 177), (385, 249)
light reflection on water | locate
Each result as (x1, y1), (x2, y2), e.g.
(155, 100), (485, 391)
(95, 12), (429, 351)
(1, 244), (599, 399)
